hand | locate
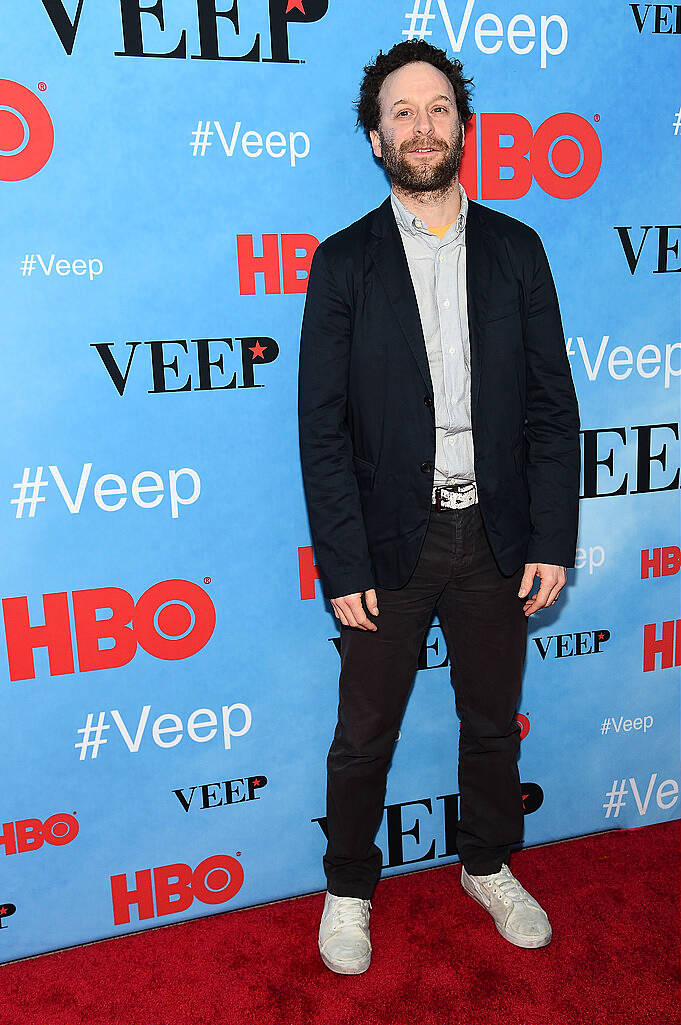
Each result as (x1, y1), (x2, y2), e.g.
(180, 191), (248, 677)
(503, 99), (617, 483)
(331, 589), (379, 631)
(518, 563), (566, 617)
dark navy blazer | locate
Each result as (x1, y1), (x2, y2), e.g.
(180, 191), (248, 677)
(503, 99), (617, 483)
(298, 195), (581, 599)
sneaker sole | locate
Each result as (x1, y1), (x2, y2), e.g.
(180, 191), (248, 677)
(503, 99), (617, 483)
(461, 875), (552, 949)
(318, 944), (371, 975)
(493, 920), (552, 949)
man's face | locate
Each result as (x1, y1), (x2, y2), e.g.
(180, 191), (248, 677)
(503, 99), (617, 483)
(369, 61), (464, 193)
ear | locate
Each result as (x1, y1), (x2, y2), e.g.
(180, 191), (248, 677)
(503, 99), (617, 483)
(369, 129), (382, 159)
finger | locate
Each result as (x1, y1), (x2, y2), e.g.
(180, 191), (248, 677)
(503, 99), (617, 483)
(518, 565), (536, 598)
(544, 579), (564, 606)
(347, 595), (377, 631)
(523, 598), (544, 616)
(332, 593), (361, 629)
(528, 577), (554, 612)
(338, 600), (361, 629)
(365, 588), (379, 616)
(336, 598), (363, 631)
(540, 570), (566, 607)
(335, 606), (350, 627)
(522, 582), (549, 613)
(534, 568), (567, 609)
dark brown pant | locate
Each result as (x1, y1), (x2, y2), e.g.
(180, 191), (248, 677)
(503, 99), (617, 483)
(324, 501), (528, 898)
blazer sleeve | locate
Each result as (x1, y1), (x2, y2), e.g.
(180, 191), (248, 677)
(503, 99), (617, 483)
(298, 244), (375, 599)
(522, 231), (581, 567)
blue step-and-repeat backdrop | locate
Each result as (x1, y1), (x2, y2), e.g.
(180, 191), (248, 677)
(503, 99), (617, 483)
(1, 1), (679, 963)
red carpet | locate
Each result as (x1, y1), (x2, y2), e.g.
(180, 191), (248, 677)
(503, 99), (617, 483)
(3, 821), (679, 1025)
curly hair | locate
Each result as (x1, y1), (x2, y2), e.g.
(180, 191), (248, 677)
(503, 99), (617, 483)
(354, 40), (474, 139)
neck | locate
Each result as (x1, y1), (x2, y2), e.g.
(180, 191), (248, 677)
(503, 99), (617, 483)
(392, 178), (462, 230)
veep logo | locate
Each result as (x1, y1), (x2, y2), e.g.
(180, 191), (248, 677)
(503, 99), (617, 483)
(459, 112), (601, 199)
(630, 4), (681, 33)
(2, 578), (215, 682)
(566, 334), (680, 390)
(193, 121), (310, 165)
(313, 783), (543, 869)
(92, 337), (279, 395)
(111, 854), (244, 925)
(237, 234), (319, 295)
(75, 701), (251, 759)
(581, 422), (680, 498)
(402, 0), (568, 68)
(172, 775), (267, 812)
(41, 0), (328, 63)
(603, 773), (679, 820)
(0, 813), (78, 855)
(615, 225), (681, 274)
(0, 79), (54, 181)
(534, 629), (610, 659)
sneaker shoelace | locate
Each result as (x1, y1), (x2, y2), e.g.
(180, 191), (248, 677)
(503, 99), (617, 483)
(481, 866), (532, 905)
(331, 897), (371, 930)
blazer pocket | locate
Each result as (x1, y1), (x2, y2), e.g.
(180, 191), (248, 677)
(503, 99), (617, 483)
(353, 454), (377, 490)
(486, 297), (521, 323)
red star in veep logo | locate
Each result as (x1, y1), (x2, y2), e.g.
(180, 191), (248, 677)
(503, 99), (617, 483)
(286, 0), (306, 12)
(252, 778), (262, 787)
(249, 341), (268, 360)
(598, 632), (606, 640)
(0, 907), (7, 915)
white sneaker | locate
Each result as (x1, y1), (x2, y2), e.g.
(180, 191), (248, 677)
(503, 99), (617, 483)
(318, 892), (372, 974)
(461, 863), (552, 948)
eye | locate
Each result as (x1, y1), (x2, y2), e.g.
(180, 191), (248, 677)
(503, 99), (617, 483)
(396, 110), (412, 117)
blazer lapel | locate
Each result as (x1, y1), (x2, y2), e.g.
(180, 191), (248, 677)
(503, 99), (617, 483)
(465, 200), (494, 421)
(367, 198), (433, 397)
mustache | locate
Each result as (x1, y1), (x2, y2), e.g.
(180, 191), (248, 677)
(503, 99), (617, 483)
(401, 139), (448, 153)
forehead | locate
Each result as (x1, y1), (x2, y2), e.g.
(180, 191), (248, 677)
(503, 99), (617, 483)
(378, 61), (456, 110)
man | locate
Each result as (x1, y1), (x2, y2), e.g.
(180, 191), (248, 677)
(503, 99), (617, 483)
(298, 39), (580, 975)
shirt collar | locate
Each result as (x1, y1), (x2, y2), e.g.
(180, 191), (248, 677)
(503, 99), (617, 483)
(390, 182), (468, 240)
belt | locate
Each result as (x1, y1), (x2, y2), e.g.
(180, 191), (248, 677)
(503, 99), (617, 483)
(432, 481), (477, 510)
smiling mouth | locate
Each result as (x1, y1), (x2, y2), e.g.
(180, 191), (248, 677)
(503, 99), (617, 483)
(408, 147), (442, 154)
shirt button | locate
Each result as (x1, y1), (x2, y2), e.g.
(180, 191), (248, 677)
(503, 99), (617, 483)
(442, 299), (450, 309)
(415, 219), (423, 228)
(438, 253), (445, 262)
(449, 347), (455, 355)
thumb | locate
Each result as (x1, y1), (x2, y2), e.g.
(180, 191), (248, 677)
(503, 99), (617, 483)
(518, 565), (536, 598)
(365, 588), (379, 615)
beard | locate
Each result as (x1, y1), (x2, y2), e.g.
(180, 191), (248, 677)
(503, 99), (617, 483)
(378, 126), (463, 195)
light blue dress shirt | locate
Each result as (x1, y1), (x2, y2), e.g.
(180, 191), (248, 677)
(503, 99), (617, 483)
(391, 184), (476, 487)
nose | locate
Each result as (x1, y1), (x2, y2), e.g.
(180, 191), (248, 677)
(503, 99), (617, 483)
(413, 108), (433, 135)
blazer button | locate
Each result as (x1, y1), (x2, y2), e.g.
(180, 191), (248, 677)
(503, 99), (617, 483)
(420, 461), (433, 474)
(424, 395), (433, 407)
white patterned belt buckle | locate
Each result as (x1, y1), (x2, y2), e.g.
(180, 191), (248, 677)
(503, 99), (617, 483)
(432, 482), (477, 511)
